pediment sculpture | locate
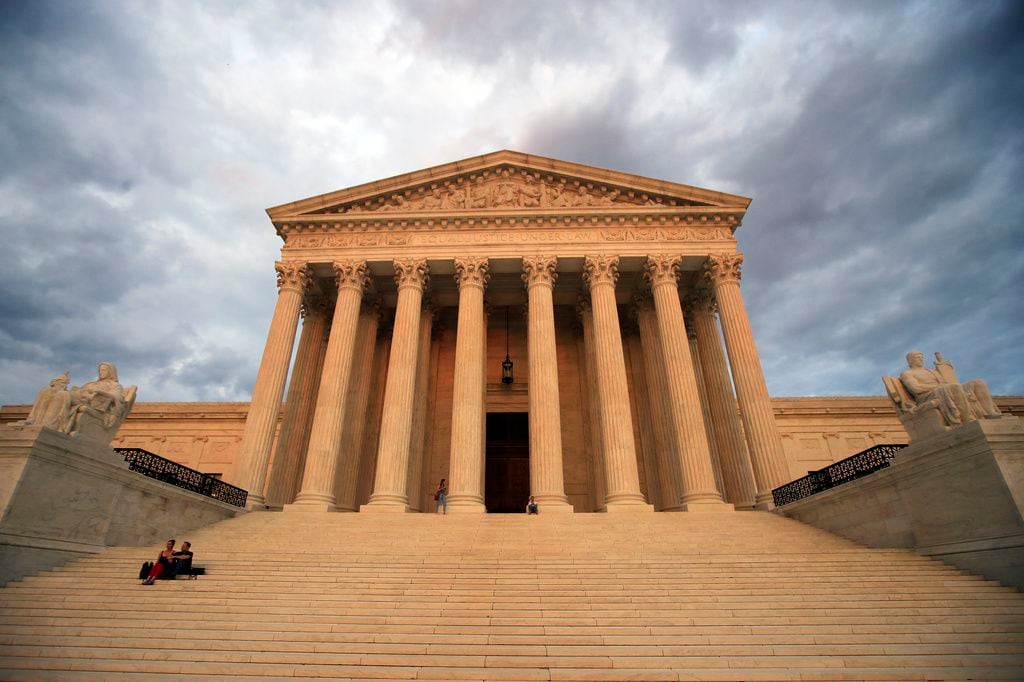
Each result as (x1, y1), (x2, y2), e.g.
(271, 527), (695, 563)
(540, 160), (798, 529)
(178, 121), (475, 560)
(330, 169), (693, 215)
(20, 362), (137, 447)
(882, 351), (1003, 442)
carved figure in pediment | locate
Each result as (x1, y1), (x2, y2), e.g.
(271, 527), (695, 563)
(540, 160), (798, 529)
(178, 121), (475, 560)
(493, 182), (518, 207)
(443, 186), (467, 209)
(520, 179), (542, 207)
(543, 182), (569, 208)
(469, 177), (490, 209)
(421, 187), (444, 210)
(573, 186), (595, 207)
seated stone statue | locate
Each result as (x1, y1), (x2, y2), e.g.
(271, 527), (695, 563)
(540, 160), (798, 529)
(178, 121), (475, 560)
(24, 371), (71, 431)
(20, 362), (137, 447)
(883, 351), (1001, 442)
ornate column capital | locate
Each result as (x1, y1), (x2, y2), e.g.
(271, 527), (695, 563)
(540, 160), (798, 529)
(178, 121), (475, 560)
(522, 255), (558, 289)
(575, 294), (592, 318)
(454, 257), (490, 290)
(332, 259), (370, 293)
(301, 295), (331, 320)
(643, 254), (682, 288)
(394, 258), (430, 291)
(582, 255), (619, 290)
(632, 290), (655, 313)
(686, 286), (718, 316)
(704, 253), (744, 286)
(275, 260), (312, 294)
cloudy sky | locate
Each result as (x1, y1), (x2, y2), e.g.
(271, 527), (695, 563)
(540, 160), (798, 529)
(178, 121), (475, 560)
(1, 0), (1022, 405)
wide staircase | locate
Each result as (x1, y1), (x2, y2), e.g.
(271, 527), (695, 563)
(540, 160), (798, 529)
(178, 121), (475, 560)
(0, 511), (1022, 681)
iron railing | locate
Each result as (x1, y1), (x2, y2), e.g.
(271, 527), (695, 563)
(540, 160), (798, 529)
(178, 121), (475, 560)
(772, 443), (908, 507)
(115, 447), (248, 508)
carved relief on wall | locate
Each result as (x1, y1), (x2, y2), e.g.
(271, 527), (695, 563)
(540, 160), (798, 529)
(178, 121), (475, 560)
(320, 167), (699, 215)
(285, 226), (735, 250)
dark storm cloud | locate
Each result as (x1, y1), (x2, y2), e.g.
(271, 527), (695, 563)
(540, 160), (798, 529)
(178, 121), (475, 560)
(0, 0), (1021, 404)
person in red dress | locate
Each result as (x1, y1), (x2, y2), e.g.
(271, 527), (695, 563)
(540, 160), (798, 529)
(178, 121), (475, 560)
(141, 539), (176, 585)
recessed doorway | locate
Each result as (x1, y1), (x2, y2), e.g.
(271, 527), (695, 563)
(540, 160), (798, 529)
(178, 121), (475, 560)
(485, 412), (529, 513)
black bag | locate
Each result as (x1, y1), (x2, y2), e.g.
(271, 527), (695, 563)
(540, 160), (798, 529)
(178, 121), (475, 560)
(138, 561), (153, 580)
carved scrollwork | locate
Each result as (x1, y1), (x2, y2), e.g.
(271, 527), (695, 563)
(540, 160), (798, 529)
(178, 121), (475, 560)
(643, 254), (682, 288)
(332, 259), (370, 293)
(275, 260), (312, 293)
(454, 257), (491, 290)
(685, 287), (718, 316)
(582, 255), (620, 290)
(521, 255), (558, 288)
(393, 258), (430, 291)
(632, 290), (655, 313)
(704, 253), (743, 286)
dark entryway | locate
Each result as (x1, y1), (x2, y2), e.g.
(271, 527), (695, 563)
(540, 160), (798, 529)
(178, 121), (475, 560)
(485, 412), (529, 513)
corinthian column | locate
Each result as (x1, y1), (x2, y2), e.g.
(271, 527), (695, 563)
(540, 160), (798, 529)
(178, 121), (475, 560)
(447, 257), (490, 513)
(633, 293), (683, 511)
(582, 255), (651, 511)
(333, 299), (382, 511)
(705, 253), (790, 507)
(363, 259), (429, 511)
(644, 255), (728, 510)
(236, 260), (310, 508)
(290, 260), (370, 511)
(688, 288), (757, 509)
(405, 301), (437, 512)
(265, 297), (329, 507)
(522, 256), (572, 511)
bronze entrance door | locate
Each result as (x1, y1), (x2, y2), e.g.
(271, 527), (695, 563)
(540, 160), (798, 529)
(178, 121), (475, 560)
(485, 412), (529, 513)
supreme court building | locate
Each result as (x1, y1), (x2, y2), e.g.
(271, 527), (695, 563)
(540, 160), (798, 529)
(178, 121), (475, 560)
(230, 151), (794, 514)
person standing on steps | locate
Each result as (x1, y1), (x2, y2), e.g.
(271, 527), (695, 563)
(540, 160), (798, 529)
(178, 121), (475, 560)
(435, 478), (448, 514)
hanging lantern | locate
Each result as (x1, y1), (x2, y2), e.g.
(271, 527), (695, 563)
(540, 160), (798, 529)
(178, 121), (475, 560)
(501, 307), (514, 384)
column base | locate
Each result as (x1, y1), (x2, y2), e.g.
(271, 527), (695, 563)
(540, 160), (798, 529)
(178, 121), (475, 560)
(680, 499), (734, 512)
(360, 501), (413, 513)
(531, 499), (575, 513)
(283, 501), (336, 512)
(754, 491), (776, 510)
(244, 493), (269, 511)
(446, 502), (487, 514)
(604, 501), (655, 513)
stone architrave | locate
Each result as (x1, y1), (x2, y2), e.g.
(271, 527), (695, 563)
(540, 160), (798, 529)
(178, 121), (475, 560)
(290, 260), (370, 511)
(705, 254), (789, 507)
(447, 257), (490, 513)
(236, 260), (310, 508)
(582, 255), (652, 511)
(645, 255), (729, 510)
(688, 288), (757, 508)
(633, 293), (684, 510)
(364, 259), (430, 511)
(333, 300), (382, 511)
(265, 297), (329, 507)
(522, 256), (572, 511)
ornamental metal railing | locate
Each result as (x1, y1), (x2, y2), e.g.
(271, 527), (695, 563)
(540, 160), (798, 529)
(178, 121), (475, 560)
(771, 443), (908, 507)
(115, 447), (248, 508)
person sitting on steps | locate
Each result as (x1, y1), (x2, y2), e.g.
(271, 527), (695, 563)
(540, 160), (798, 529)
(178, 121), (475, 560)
(141, 539), (176, 585)
(526, 496), (539, 515)
(169, 541), (194, 578)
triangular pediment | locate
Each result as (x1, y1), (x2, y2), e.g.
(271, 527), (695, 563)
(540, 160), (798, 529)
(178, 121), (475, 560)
(267, 150), (751, 220)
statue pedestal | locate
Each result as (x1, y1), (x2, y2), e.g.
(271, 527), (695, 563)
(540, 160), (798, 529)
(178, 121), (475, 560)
(0, 426), (241, 585)
(780, 417), (1024, 588)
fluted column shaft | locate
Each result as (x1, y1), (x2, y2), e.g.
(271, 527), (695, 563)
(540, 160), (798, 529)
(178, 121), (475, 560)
(690, 291), (757, 508)
(405, 304), (436, 512)
(705, 254), (790, 507)
(364, 259), (429, 511)
(447, 258), (490, 512)
(644, 256), (726, 509)
(265, 299), (328, 507)
(523, 256), (572, 510)
(291, 261), (370, 510)
(685, 311), (725, 494)
(333, 302), (381, 511)
(634, 298), (683, 510)
(236, 260), (310, 507)
(577, 299), (607, 511)
(583, 256), (650, 510)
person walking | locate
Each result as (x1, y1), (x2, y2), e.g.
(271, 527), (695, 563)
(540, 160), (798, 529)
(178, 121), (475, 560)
(435, 478), (448, 514)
